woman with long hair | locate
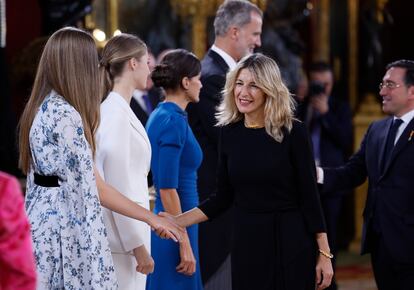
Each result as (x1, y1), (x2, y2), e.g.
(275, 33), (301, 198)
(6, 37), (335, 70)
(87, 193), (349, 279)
(146, 49), (203, 290)
(161, 53), (333, 290)
(18, 27), (181, 289)
(95, 33), (153, 289)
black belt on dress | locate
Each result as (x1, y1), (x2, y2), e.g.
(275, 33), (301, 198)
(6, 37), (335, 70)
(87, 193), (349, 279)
(34, 173), (60, 187)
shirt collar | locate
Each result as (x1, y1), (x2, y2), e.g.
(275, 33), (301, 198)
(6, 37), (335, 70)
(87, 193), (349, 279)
(132, 89), (144, 100)
(211, 44), (237, 70)
(395, 109), (414, 124)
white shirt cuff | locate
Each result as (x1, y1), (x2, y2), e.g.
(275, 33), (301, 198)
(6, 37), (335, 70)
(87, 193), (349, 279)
(317, 167), (324, 184)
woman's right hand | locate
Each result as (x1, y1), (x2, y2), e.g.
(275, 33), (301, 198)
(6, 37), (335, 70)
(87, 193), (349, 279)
(133, 245), (154, 274)
(149, 214), (184, 242)
(176, 234), (196, 276)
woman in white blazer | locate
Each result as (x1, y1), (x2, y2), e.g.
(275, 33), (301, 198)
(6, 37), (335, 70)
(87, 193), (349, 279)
(95, 33), (154, 290)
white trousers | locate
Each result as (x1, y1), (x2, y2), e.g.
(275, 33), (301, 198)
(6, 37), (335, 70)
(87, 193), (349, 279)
(112, 253), (146, 290)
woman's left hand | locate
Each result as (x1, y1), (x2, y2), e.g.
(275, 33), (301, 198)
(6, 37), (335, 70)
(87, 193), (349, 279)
(150, 214), (184, 242)
(315, 254), (334, 290)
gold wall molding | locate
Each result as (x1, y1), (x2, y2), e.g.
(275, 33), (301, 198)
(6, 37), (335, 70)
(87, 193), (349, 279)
(108, 0), (118, 36)
(377, 0), (389, 24)
(348, 0), (358, 111)
(312, 0), (330, 62)
(170, 0), (222, 58)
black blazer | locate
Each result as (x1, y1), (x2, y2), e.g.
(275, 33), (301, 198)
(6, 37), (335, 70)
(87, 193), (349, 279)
(187, 49), (229, 197)
(323, 116), (414, 263)
(130, 98), (149, 126)
(187, 49), (232, 282)
(130, 88), (162, 127)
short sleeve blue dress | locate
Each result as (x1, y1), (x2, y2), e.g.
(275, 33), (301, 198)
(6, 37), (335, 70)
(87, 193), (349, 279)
(145, 102), (203, 290)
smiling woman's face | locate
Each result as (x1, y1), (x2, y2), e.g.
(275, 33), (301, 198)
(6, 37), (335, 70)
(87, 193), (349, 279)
(234, 68), (266, 116)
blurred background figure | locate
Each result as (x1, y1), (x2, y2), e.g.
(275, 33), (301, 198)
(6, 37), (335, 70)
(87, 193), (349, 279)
(0, 171), (36, 290)
(294, 67), (309, 104)
(156, 48), (175, 65)
(297, 62), (353, 290)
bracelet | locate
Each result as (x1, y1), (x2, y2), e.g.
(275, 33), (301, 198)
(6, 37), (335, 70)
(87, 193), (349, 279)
(318, 249), (334, 259)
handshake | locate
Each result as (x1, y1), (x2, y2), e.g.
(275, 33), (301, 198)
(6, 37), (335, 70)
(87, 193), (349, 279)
(149, 211), (185, 241)
(150, 207), (207, 241)
(145, 209), (206, 276)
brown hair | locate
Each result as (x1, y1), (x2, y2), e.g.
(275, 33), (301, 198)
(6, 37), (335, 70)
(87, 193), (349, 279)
(99, 33), (147, 99)
(18, 27), (102, 174)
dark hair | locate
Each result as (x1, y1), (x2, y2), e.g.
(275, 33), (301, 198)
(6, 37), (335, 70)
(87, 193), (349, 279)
(151, 49), (201, 90)
(309, 61), (332, 73)
(386, 59), (414, 87)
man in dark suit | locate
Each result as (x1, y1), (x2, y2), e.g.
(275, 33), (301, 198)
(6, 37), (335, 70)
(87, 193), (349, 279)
(130, 51), (161, 127)
(297, 62), (353, 290)
(187, 1), (262, 289)
(130, 87), (161, 126)
(319, 59), (414, 290)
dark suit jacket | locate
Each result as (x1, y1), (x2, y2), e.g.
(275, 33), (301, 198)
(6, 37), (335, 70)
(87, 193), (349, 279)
(323, 116), (414, 263)
(187, 49), (233, 282)
(297, 96), (353, 169)
(130, 87), (162, 127)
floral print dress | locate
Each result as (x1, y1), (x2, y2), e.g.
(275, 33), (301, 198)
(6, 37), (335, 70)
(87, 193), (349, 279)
(25, 91), (118, 289)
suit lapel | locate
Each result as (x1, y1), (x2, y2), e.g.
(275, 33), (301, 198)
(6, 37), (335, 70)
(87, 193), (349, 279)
(208, 49), (230, 74)
(130, 97), (149, 125)
(384, 117), (414, 173)
(112, 93), (151, 151)
(378, 118), (392, 174)
(126, 109), (151, 151)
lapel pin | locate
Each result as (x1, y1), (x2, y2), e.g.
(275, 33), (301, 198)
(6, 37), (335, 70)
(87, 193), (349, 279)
(409, 130), (414, 141)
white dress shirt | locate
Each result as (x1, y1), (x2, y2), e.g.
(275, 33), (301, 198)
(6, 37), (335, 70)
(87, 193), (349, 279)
(211, 44), (237, 70)
(132, 89), (150, 113)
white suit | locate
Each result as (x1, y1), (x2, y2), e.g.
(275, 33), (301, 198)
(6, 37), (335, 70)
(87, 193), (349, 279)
(95, 92), (151, 290)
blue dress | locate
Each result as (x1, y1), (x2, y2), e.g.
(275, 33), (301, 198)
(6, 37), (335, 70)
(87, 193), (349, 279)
(145, 102), (203, 290)
(25, 92), (117, 289)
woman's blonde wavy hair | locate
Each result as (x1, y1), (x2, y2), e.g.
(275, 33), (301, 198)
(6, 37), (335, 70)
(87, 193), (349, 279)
(18, 27), (102, 174)
(216, 53), (296, 142)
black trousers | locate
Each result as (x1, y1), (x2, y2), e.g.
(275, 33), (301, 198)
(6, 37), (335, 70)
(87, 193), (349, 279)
(371, 233), (414, 290)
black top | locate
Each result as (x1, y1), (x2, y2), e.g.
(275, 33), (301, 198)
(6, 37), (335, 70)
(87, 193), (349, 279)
(199, 119), (326, 234)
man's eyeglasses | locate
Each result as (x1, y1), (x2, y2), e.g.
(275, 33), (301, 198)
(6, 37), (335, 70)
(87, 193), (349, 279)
(379, 81), (402, 90)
